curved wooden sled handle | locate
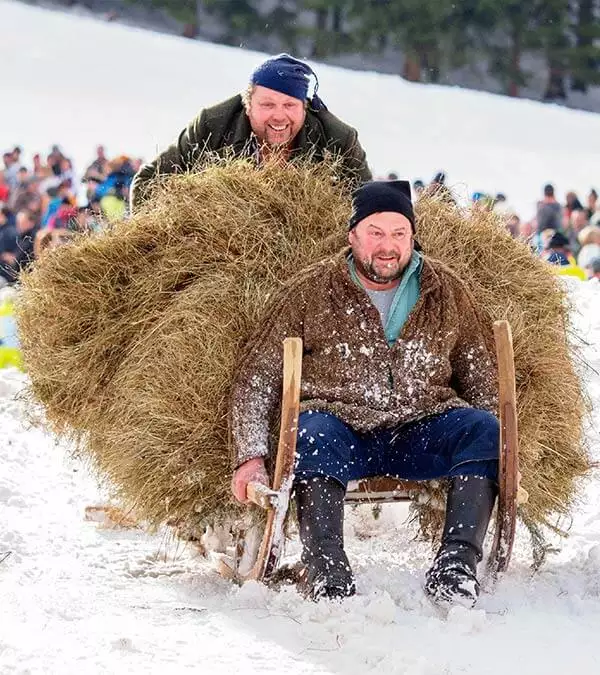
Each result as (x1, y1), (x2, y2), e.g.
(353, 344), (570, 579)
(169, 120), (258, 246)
(246, 482), (279, 510)
(488, 319), (520, 576)
(219, 337), (303, 582)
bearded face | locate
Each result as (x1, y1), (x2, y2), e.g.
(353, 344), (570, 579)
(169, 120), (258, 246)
(349, 212), (414, 287)
(246, 85), (307, 147)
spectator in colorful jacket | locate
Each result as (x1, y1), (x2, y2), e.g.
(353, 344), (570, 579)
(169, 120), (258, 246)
(95, 156), (135, 200)
(0, 169), (11, 204)
(0, 210), (39, 283)
(543, 231), (587, 280)
(42, 181), (74, 227)
(94, 156), (135, 222)
(47, 200), (78, 230)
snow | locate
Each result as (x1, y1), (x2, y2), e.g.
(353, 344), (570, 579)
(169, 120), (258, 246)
(2, 0), (600, 221)
(1, 287), (599, 674)
(2, 2), (600, 672)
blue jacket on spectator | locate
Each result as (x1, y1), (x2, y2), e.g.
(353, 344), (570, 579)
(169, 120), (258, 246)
(95, 171), (133, 200)
(0, 223), (39, 282)
(43, 196), (65, 227)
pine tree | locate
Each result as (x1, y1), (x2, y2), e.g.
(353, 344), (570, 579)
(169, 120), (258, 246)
(476, 0), (544, 97)
(343, 0), (460, 83)
(527, 0), (569, 101)
(571, 0), (600, 92)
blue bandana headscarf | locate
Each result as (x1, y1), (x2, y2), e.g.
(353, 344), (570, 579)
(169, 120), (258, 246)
(250, 54), (326, 110)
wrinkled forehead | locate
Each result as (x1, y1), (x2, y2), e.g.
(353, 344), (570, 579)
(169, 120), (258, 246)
(356, 211), (413, 232)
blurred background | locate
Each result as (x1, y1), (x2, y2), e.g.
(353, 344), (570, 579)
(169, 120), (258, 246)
(1, 0), (599, 290)
(28, 0), (600, 109)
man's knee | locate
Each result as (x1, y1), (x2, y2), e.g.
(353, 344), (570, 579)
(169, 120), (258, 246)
(448, 408), (499, 481)
(464, 408), (499, 428)
(469, 409), (500, 453)
(295, 411), (356, 484)
(448, 408), (499, 449)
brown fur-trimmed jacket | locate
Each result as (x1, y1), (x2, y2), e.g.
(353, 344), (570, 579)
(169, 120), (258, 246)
(229, 250), (498, 467)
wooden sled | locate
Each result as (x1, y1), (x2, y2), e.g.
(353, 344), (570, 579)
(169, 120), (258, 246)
(220, 320), (519, 583)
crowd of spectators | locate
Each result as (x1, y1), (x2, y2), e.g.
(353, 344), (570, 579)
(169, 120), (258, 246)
(0, 145), (141, 286)
(2, 147), (598, 287)
(381, 170), (600, 282)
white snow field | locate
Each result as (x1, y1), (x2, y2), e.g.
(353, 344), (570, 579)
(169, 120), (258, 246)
(2, 1), (600, 673)
(1, 0), (600, 219)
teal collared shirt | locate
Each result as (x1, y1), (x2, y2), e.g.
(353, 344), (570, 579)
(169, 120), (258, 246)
(348, 251), (423, 347)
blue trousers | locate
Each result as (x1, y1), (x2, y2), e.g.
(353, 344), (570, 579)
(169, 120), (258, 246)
(295, 408), (499, 486)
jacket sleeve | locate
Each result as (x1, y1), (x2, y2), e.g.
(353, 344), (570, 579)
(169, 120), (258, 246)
(449, 278), (498, 415)
(130, 109), (209, 213)
(229, 283), (307, 469)
(342, 127), (372, 184)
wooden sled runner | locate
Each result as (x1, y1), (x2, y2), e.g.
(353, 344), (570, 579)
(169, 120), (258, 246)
(220, 320), (520, 583)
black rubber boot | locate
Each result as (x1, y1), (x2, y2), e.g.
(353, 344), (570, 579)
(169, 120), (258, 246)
(425, 475), (497, 607)
(294, 476), (355, 601)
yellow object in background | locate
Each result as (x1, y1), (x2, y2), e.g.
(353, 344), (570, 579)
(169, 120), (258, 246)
(0, 298), (22, 370)
(556, 265), (587, 281)
(100, 195), (127, 222)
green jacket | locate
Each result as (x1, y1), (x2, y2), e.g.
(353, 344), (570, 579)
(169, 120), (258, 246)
(130, 94), (372, 211)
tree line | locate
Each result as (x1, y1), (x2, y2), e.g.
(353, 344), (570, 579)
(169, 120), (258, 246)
(127, 0), (600, 99)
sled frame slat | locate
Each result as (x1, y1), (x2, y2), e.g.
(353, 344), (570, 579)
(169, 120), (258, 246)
(487, 319), (520, 575)
(221, 337), (302, 583)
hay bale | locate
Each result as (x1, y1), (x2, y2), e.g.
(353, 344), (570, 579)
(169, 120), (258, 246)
(415, 199), (591, 535)
(17, 158), (351, 533)
(16, 160), (590, 544)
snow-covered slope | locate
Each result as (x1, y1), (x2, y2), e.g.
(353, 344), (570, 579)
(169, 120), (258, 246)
(1, 281), (600, 673)
(1, 0), (600, 220)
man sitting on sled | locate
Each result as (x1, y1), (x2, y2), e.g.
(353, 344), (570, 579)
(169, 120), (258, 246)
(230, 180), (499, 607)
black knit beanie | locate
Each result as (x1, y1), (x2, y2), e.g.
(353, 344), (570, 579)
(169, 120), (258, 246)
(349, 180), (415, 232)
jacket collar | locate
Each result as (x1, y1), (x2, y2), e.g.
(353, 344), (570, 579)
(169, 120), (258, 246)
(228, 113), (254, 155)
(329, 248), (442, 344)
(333, 247), (440, 294)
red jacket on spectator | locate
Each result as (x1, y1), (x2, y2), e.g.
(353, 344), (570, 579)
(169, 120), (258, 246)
(47, 204), (78, 230)
(0, 176), (9, 203)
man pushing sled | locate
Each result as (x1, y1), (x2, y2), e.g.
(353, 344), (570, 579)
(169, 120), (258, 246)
(230, 179), (500, 607)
